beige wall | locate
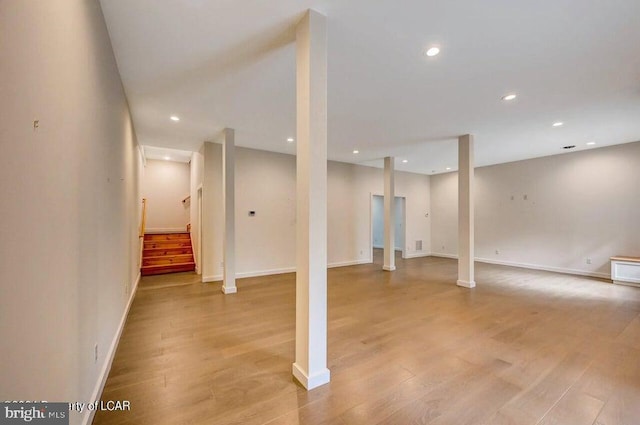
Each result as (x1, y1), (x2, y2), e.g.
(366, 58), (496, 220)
(431, 141), (640, 277)
(0, 1), (141, 424)
(199, 146), (431, 281)
(142, 159), (190, 232)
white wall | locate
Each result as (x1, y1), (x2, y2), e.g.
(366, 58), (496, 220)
(431, 142), (640, 277)
(142, 159), (190, 232)
(235, 148), (297, 275)
(0, 2), (141, 424)
(201, 146), (431, 280)
(201, 142), (223, 280)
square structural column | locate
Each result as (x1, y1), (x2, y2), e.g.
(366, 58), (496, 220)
(383, 156), (396, 271)
(221, 128), (237, 294)
(457, 134), (476, 288)
(293, 9), (330, 390)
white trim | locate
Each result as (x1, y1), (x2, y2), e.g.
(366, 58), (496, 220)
(221, 285), (237, 294)
(204, 261), (376, 283)
(475, 256), (610, 280)
(292, 363), (330, 390)
(430, 253), (458, 259)
(202, 274), (222, 283)
(328, 259), (371, 268)
(613, 280), (640, 288)
(145, 227), (187, 233)
(382, 265), (396, 271)
(82, 272), (140, 425)
(430, 253), (610, 280)
(457, 279), (476, 288)
(404, 252), (430, 259)
(238, 267), (296, 278)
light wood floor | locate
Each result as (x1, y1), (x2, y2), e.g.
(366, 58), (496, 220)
(93, 251), (640, 425)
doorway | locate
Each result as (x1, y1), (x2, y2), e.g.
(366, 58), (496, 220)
(371, 194), (406, 262)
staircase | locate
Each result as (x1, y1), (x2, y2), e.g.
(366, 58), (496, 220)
(141, 232), (195, 276)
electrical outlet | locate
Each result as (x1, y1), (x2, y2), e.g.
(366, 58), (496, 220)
(94, 344), (98, 364)
(360, 250), (363, 255)
(442, 245), (445, 251)
(586, 258), (592, 264)
(495, 249), (500, 255)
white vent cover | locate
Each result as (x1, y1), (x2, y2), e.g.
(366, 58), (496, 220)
(415, 240), (423, 251)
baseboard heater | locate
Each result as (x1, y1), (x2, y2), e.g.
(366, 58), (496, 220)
(611, 256), (640, 288)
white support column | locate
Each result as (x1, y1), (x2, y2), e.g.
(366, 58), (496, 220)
(221, 128), (237, 294)
(457, 134), (475, 288)
(292, 9), (330, 391)
(383, 156), (396, 271)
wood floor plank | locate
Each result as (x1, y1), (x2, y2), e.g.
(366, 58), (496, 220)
(93, 252), (640, 425)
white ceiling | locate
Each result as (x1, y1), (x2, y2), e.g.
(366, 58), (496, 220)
(100, 0), (640, 175)
(143, 145), (192, 163)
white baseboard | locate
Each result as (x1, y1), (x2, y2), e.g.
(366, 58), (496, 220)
(404, 252), (430, 259)
(82, 272), (140, 425)
(237, 267), (296, 278)
(613, 280), (640, 288)
(145, 227), (187, 233)
(457, 279), (476, 288)
(203, 267), (295, 283)
(292, 363), (330, 390)
(202, 274), (222, 283)
(430, 253), (610, 280)
(202, 260), (373, 284)
(328, 259), (372, 268)
(430, 253), (458, 259)
(475, 257), (610, 280)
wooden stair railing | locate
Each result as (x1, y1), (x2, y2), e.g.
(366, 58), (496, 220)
(139, 198), (147, 239)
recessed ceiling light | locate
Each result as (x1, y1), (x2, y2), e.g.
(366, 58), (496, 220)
(287, 137), (294, 143)
(353, 150), (359, 154)
(562, 145), (575, 150)
(586, 141), (596, 146)
(426, 47), (440, 57)
(170, 116), (180, 122)
(402, 159), (408, 163)
(502, 94), (517, 101)
(164, 156), (171, 160)
(446, 167), (451, 170)
(552, 122), (564, 127)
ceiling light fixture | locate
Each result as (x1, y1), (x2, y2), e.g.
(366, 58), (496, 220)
(552, 122), (564, 127)
(402, 159), (408, 163)
(164, 156), (171, 160)
(426, 47), (440, 57)
(353, 150), (359, 154)
(446, 167), (451, 170)
(287, 137), (294, 143)
(502, 94), (517, 101)
(170, 116), (180, 122)
(586, 141), (596, 146)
